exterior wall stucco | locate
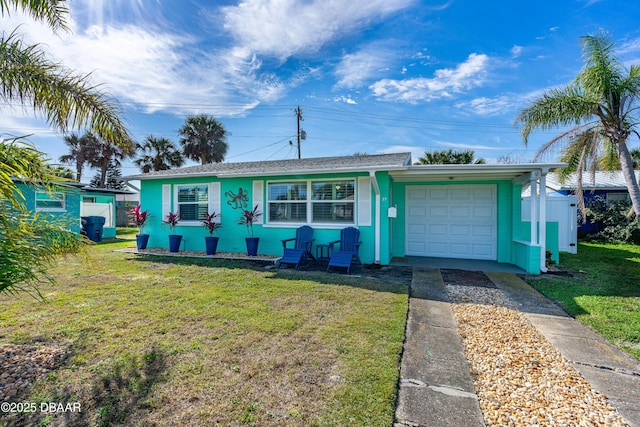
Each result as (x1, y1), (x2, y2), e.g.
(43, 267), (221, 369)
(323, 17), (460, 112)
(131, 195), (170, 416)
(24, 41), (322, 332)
(140, 172), (380, 263)
(17, 183), (82, 233)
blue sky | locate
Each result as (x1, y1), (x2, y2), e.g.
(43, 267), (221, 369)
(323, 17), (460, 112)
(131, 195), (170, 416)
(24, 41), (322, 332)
(2, 0), (640, 181)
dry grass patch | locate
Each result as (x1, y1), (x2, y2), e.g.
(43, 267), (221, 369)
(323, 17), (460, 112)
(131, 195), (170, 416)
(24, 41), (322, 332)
(0, 239), (408, 426)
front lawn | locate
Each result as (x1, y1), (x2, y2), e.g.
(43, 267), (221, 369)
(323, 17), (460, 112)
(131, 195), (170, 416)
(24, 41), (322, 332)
(0, 238), (408, 426)
(526, 242), (640, 362)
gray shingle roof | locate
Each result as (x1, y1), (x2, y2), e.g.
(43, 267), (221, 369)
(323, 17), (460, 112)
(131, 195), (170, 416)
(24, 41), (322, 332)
(125, 152), (412, 180)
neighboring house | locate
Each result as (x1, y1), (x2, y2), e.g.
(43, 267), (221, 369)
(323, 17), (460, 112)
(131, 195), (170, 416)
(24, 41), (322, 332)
(13, 180), (83, 233)
(12, 179), (133, 238)
(124, 152), (564, 274)
(546, 171), (640, 234)
(81, 187), (135, 239)
(546, 171), (639, 201)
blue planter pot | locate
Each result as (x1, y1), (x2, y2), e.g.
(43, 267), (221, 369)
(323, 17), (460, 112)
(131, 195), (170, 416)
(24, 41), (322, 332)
(205, 236), (219, 255)
(169, 234), (183, 252)
(136, 234), (149, 250)
(245, 237), (259, 256)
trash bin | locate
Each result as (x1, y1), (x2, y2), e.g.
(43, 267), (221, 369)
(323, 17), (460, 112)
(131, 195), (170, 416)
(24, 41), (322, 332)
(82, 215), (106, 242)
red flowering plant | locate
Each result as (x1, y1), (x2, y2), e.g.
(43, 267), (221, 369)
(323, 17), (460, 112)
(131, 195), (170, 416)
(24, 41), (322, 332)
(202, 211), (222, 235)
(163, 212), (181, 234)
(128, 205), (149, 234)
(238, 204), (262, 237)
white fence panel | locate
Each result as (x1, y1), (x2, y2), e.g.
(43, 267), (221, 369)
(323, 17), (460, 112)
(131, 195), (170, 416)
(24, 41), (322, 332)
(81, 202), (114, 228)
(522, 195), (577, 254)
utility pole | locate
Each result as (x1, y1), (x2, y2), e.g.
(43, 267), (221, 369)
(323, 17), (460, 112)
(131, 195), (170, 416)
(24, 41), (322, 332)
(294, 106), (303, 159)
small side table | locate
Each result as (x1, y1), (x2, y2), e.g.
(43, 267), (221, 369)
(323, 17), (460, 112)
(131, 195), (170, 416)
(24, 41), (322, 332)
(315, 244), (331, 262)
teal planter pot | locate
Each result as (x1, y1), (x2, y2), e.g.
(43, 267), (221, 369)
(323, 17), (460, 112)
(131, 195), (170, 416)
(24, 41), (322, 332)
(136, 234), (149, 250)
(169, 234), (183, 252)
(205, 236), (219, 255)
(245, 237), (259, 256)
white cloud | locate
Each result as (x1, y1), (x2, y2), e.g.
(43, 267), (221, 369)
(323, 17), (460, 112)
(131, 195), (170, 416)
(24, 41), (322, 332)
(511, 45), (523, 58)
(334, 43), (398, 88)
(219, 0), (414, 60)
(457, 96), (514, 116)
(334, 96), (358, 104)
(369, 53), (490, 103)
(438, 141), (505, 151)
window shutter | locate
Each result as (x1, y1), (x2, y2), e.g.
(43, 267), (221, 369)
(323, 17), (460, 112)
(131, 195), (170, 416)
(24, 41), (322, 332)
(358, 176), (371, 226)
(162, 184), (171, 219)
(252, 180), (264, 224)
(209, 182), (221, 220)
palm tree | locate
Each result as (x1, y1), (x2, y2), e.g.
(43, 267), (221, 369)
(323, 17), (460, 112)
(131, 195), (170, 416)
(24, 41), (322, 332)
(416, 149), (486, 165)
(515, 31), (640, 221)
(179, 114), (229, 165)
(59, 133), (96, 182)
(87, 133), (134, 188)
(135, 135), (185, 173)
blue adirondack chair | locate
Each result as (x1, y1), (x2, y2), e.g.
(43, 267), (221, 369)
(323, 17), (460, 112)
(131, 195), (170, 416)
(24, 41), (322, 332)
(327, 227), (362, 274)
(278, 225), (314, 269)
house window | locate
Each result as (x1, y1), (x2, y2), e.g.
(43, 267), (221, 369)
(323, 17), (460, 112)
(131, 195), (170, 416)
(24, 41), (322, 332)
(35, 191), (66, 212)
(266, 179), (355, 224)
(268, 182), (307, 222)
(177, 185), (208, 221)
(311, 180), (354, 223)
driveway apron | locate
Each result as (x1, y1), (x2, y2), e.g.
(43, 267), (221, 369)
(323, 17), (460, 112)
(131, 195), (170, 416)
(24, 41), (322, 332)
(395, 267), (640, 427)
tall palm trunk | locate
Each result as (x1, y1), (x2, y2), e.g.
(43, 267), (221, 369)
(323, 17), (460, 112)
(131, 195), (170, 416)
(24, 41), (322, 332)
(616, 140), (640, 222)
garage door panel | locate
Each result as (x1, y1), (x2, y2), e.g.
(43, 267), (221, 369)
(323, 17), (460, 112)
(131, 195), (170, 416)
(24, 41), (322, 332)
(472, 244), (494, 257)
(450, 188), (471, 200)
(406, 185), (496, 260)
(450, 225), (470, 236)
(408, 224), (426, 234)
(473, 188), (494, 200)
(427, 242), (448, 255)
(428, 224), (448, 235)
(472, 225), (494, 237)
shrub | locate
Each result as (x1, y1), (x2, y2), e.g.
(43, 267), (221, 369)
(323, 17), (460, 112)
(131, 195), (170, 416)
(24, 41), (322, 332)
(582, 196), (640, 244)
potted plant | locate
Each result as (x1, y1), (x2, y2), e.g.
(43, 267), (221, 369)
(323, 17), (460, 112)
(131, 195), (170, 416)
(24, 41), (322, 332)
(163, 212), (182, 252)
(202, 211), (222, 255)
(238, 204), (262, 256)
(128, 205), (150, 250)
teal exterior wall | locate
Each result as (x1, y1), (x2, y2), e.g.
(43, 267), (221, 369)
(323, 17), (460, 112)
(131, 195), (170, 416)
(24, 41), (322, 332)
(16, 183), (82, 233)
(140, 171), (380, 263)
(138, 171), (559, 274)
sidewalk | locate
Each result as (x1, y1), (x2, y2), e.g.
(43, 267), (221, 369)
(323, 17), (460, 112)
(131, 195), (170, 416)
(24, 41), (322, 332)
(395, 267), (640, 427)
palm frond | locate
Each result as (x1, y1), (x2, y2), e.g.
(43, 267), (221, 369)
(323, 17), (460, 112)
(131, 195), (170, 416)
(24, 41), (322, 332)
(0, 0), (69, 31)
(0, 33), (133, 150)
(514, 84), (596, 143)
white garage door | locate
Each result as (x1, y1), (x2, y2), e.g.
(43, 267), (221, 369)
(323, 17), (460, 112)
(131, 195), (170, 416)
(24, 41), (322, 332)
(406, 185), (497, 260)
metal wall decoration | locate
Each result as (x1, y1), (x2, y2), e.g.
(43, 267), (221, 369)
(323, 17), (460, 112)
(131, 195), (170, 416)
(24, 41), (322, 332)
(225, 188), (248, 210)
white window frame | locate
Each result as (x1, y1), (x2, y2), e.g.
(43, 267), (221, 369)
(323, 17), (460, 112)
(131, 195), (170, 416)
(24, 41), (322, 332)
(35, 191), (66, 212)
(266, 178), (356, 227)
(174, 183), (210, 224)
(266, 180), (308, 224)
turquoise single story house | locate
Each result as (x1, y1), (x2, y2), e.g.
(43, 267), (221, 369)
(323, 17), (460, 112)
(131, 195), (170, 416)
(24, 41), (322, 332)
(125, 152), (564, 274)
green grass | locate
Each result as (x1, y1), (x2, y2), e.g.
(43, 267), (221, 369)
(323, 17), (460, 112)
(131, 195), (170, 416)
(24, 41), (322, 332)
(0, 239), (408, 426)
(526, 242), (640, 362)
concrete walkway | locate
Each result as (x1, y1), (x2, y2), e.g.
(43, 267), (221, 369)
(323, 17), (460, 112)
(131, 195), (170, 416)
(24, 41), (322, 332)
(394, 267), (485, 427)
(395, 267), (640, 427)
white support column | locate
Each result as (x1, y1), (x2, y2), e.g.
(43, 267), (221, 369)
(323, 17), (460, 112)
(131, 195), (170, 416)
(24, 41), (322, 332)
(539, 172), (548, 273)
(369, 171), (381, 264)
(530, 175), (538, 246)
